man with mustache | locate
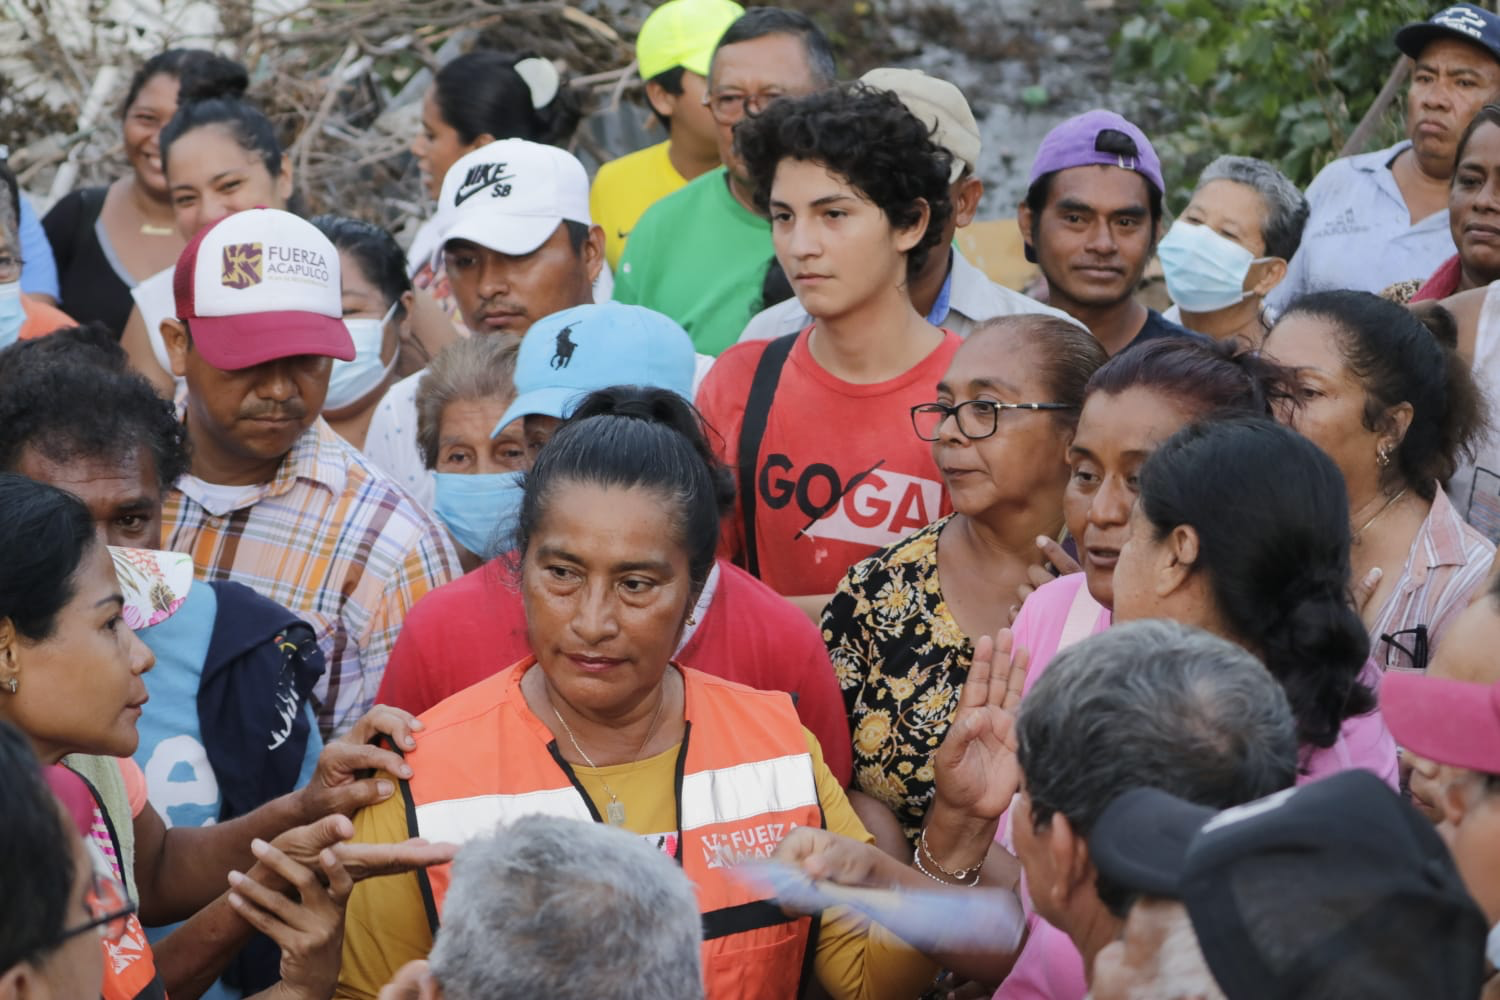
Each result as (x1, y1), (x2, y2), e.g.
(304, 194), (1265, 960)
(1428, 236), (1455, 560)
(362, 138), (605, 511)
(1269, 3), (1500, 309)
(160, 208), (459, 739)
(1019, 110), (1197, 356)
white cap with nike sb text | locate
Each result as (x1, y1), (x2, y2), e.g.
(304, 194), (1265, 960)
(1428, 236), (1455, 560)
(435, 138), (593, 257)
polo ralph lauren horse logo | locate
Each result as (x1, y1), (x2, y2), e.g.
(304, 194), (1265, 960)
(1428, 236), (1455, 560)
(221, 243), (264, 289)
(551, 324), (577, 369)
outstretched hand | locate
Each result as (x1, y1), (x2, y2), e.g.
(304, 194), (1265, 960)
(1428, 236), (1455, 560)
(933, 628), (1029, 824)
(260, 814), (459, 888)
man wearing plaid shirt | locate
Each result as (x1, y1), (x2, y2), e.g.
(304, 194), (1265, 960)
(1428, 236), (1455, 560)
(159, 209), (459, 738)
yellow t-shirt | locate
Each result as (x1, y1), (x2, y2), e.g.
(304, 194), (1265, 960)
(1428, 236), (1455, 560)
(335, 728), (938, 1000)
(590, 140), (688, 270)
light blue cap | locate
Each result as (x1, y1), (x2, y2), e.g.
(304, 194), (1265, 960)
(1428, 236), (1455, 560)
(491, 302), (698, 436)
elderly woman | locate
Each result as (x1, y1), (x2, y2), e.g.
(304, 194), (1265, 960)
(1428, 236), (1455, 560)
(822, 315), (1106, 854)
(413, 334), (524, 571)
(337, 387), (1014, 1000)
(313, 216), (421, 450)
(1156, 155), (1307, 344)
(1263, 291), (1493, 669)
(1411, 104), (1500, 302)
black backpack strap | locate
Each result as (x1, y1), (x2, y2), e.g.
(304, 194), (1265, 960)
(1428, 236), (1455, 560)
(736, 332), (797, 579)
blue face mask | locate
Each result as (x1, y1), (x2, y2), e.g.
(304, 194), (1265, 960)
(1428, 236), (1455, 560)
(433, 471), (525, 559)
(0, 280), (24, 349)
(1157, 221), (1270, 313)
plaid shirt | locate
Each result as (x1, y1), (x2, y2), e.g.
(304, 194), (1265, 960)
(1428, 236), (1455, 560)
(163, 419), (459, 738)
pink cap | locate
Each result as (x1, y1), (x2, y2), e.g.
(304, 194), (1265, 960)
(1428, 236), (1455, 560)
(172, 209), (354, 371)
(1380, 672), (1500, 774)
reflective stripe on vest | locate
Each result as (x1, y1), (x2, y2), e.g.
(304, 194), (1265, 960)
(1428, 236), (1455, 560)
(401, 658), (825, 1000)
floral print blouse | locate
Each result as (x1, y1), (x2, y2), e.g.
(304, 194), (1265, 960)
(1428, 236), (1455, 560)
(821, 515), (972, 847)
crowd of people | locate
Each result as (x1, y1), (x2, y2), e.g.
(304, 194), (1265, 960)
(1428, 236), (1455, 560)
(7, 1), (1500, 999)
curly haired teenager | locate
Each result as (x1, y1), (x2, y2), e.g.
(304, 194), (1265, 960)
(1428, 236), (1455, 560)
(696, 84), (960, 621)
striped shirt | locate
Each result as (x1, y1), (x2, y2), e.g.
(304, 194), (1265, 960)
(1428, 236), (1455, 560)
(1369, 484), (1495, 672)
(163, 419), (459, 737)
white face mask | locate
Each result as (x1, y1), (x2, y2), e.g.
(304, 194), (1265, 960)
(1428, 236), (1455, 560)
(325, 302), (398, 411)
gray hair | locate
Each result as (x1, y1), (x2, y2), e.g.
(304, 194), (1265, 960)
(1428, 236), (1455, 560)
(1016, 620), (1298, 914)
(414, 334), (522, 469)
(1195, 155), (1309, 262)
(429, 815), (705, 1000)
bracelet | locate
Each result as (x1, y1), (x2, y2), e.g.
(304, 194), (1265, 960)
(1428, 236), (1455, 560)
(920, 828), (980, 882)
(914, 831), (981, 887)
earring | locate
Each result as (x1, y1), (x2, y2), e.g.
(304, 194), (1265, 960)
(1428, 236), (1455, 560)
(3, 677), (15, 694)
(685, 613), (698, 628)
(1377, 445), (1392, 468)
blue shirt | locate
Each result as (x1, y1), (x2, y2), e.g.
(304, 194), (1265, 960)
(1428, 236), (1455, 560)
(136, 581), (321, 1000)
(18, 196), (59, 299)
(1268, 141), (1455, 313)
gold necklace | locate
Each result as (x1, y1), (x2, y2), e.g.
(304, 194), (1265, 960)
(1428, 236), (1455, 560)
(551, 688), (668, 827)
(1353, 487), (1408, 543)
(139, 222), (175, 236)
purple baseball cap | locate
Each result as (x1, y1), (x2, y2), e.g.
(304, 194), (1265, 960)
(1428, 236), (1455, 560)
(1027, 109), (1165, 195)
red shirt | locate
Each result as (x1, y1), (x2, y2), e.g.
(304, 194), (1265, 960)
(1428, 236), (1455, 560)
(696, 328), (959, 597)
(375, 557), (853, 783)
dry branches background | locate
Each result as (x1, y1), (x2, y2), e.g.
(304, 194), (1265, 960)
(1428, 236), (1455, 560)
(2, 0), (640, 239)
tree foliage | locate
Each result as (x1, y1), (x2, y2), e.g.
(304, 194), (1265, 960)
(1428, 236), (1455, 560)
(1115, 0), (1434, 207)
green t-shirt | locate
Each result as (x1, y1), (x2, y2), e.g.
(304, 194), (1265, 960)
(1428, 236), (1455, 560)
(612, 167), (772, 356)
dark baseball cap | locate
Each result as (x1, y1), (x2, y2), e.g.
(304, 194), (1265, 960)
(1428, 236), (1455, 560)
(1088, 771), (1488, 1000)
(1396, 4), (1500, 64)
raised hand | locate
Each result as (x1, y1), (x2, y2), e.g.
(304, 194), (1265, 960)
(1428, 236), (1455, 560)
(933, 628), (1029, 824)
(269, 814), (458, 884)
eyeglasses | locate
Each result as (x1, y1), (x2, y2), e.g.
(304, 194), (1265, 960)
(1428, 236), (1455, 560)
(0, 253), (24, 283)
(702, 90), (787, 125)
(910, 400), (1077, 442)
(1379, 625), (1429, 673)
(56, 860), (136, 947)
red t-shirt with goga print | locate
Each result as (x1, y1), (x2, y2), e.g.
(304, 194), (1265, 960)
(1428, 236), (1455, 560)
(696, 327), (958, 598)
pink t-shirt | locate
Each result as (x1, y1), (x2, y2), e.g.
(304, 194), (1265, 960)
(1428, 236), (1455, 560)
(994, 577), (1399, 1000)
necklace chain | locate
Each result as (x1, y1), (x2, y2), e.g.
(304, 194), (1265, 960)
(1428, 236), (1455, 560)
(551, 687), (668, 827)
(1354, 487), (1408, 543)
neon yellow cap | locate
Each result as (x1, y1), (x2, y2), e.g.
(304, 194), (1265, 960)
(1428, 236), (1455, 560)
(637, 0), (746, 81)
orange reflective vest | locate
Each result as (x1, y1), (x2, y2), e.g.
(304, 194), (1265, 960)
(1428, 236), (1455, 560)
(400, 658), (827, 1000)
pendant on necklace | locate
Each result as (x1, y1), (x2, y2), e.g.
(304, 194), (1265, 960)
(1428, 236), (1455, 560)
(139, 223), (175, 236)
(607, 800), (626, 826)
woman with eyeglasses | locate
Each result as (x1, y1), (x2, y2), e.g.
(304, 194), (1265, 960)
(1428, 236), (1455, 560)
(821, 316), (1106, 855)
(1262, 291), (1494, 671)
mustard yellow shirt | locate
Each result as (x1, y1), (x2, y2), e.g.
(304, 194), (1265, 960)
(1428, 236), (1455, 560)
(590, 139), (688, 270)
(335, 728), (937, 1000)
